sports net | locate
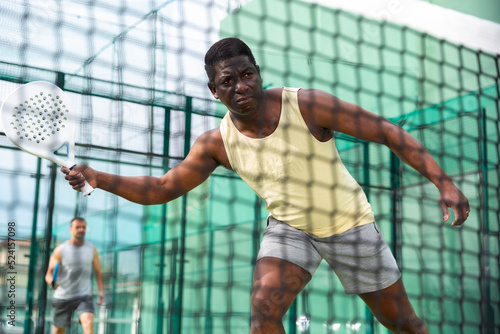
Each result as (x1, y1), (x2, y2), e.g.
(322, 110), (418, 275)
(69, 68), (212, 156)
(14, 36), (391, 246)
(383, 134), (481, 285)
(0, 0), (499, 333)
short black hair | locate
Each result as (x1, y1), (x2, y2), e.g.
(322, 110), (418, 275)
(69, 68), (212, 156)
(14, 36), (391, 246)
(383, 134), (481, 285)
(70, 217), (86, 226)
(204, 37), (257, 87)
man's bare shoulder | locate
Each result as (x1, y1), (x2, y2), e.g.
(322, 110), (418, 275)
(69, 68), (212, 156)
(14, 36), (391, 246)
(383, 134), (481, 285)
(199, 127), (223, 143)
(194, 128), (231, 169)
(51, 244), (63, 259)
(297, 88), (337, 104)
(190, 128), (223, 157)
(266, 87), (284, 94)
(265, 87), (284, 101)
(297, 88), (344, 118)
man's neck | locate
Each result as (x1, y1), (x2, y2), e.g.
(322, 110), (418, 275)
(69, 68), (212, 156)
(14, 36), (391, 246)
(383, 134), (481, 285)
(230, 89), (281, 138)
(70, 238), (84, 247)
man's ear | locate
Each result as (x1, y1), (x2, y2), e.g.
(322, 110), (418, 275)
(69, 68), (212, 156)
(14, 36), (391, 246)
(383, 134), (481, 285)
(208, 83), (218, 99)
(256, 65), (263, 83)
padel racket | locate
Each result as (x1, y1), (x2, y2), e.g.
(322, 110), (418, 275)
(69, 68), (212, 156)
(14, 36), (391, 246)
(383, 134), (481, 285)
(0, 81), (93, 196)
(52, 263), (60, 289)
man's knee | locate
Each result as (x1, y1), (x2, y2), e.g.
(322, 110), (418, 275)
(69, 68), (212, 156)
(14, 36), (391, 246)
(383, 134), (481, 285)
(251, 284), (287, 319)
(359, 279), (429, 333)
(250, 287), (288, 333)
(250, 258), (311, 331)
(79, 313), (95, 333)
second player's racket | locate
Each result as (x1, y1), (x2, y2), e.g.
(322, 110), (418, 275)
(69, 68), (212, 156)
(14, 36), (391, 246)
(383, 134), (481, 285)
(51, 263), (60, 289)
(0, 81), (93, 196)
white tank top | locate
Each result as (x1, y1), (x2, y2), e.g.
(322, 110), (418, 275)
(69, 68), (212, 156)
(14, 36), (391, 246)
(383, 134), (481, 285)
(54, 240), (95, 299)
(219, 87), (374, 237)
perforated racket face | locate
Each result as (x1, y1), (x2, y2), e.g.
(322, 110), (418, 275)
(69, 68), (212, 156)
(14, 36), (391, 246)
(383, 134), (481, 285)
(10, 91), (69, 142)
(1, 81), (76, 167)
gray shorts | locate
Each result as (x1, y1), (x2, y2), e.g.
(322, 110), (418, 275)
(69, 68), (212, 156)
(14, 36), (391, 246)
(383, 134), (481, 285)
(52, 295), (94, 327)
(257, 216), (401, 294)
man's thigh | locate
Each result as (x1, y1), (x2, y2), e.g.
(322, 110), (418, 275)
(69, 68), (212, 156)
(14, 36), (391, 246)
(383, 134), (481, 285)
(75, 295), (95, 317)
(52, 296), (94, 328)
(252, 257), (312, 315)
(52, 298), (78, 328)
(257, 216), (322, 276)
(314, 222), (401, 294)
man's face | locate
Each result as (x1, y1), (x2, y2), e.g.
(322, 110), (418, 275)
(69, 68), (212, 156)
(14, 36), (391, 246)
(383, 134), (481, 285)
(70, 220), (86, 240)
(209, 55), (263, 116)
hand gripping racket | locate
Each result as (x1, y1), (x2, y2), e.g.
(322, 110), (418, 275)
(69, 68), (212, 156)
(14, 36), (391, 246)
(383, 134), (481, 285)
(0, 81), (93, 196)
(52, 263), (60, 289)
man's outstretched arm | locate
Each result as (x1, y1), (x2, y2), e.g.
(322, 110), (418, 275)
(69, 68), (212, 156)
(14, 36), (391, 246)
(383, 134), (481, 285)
(299, 89), (470, 226)
(61, 129), (222, 205)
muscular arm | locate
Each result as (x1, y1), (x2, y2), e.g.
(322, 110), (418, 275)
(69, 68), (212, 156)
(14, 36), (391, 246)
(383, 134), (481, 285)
(299, 89), (470, 225)
(62, 129), (224, 205)
(92, 248), (104, 305)
(45, 246), (62, 288)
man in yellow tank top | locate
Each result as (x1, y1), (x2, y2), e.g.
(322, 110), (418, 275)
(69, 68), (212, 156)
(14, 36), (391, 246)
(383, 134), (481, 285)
(62, 38), (470, 333)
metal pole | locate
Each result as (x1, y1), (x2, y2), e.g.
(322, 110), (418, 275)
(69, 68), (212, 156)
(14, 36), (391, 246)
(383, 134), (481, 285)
(156, 107), (171, 334)
(169, 239), (178, 334)
(204, 218), (214, 334)
(389, 153), (402, 334)
(24, 158), (43, 333)
(288, 300), (297, 334)
(252, 196), (263, 331)
(173, 96), (192, 334)
(478, 107), (493, 334)
(390, 152), (401, 264)
(35, 162), (57, 334)
(363, 142), (374, 334)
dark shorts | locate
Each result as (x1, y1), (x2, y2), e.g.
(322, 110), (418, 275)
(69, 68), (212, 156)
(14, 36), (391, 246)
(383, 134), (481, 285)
(257, 216), (401, 294)
(52, 295), (94, 328)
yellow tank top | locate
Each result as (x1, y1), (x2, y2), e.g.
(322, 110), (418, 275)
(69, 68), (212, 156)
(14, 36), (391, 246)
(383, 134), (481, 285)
(219, 87), (374, 237)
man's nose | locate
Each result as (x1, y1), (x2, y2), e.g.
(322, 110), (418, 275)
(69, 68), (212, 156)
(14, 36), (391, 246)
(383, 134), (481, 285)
(235, 78), (246, 92)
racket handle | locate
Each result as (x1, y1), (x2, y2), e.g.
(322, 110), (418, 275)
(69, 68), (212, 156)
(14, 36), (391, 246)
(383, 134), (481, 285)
(69, 164), (94, 196)
(52, 263), (59, 289)
(81, 181), (94, 197)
